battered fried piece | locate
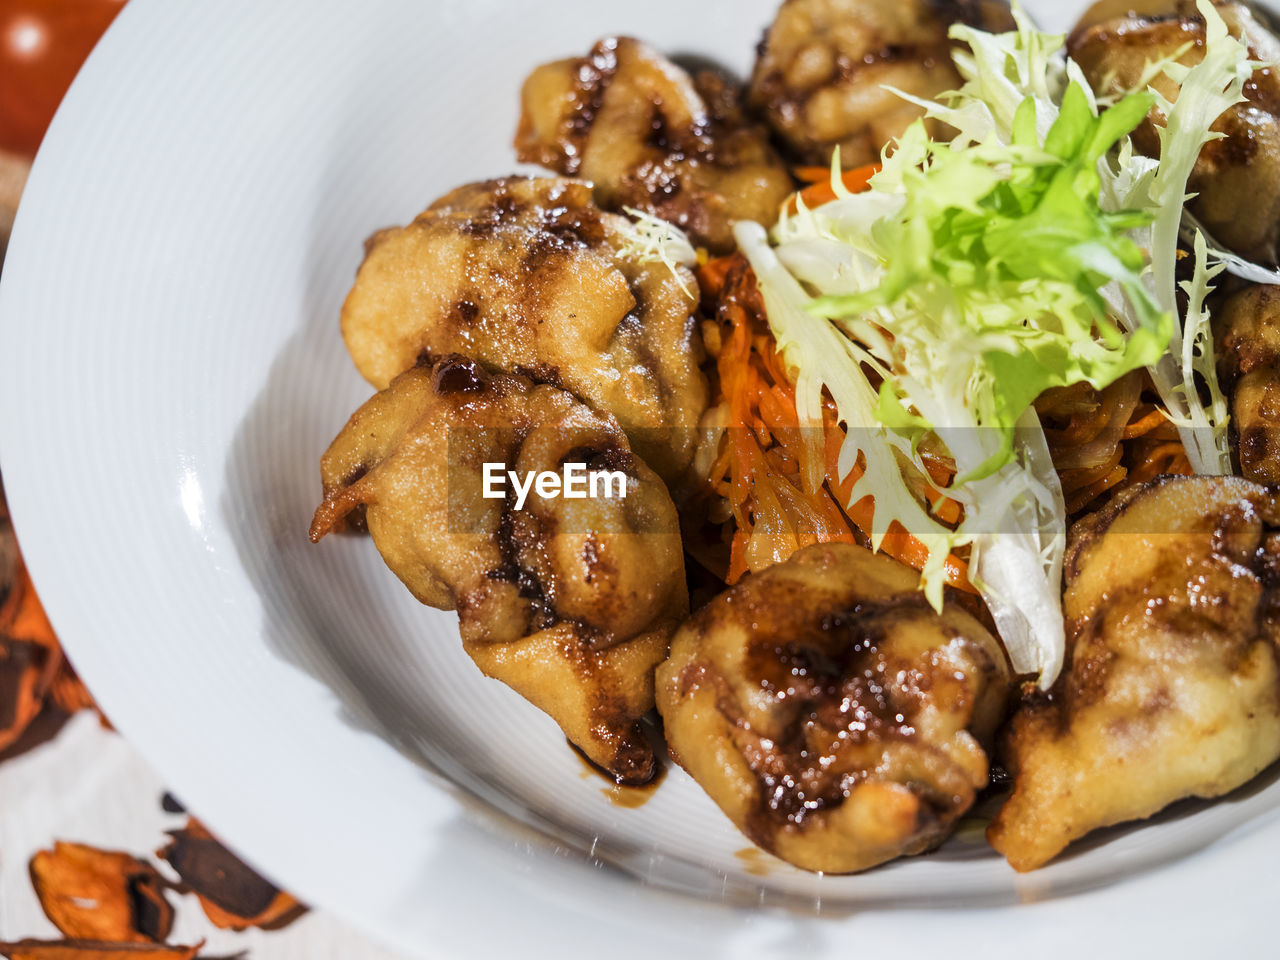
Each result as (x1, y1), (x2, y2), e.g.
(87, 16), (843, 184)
(514, 38), (793, 253)
(1216, 283), (1280, 482)
(655, 542), (1010, 873)
(988, 476), (1280, 871)
(747, 0), (1017, 169)
(1069, 1), (1280, 263)
(311, 358), (687, 783)
(342, 176), (708, 482)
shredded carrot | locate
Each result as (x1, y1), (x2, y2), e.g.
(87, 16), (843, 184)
(786, 164), (881, 214)
(792, 165), (833, 184)
(1122, 406), (1168, 439)
(696, 162), (974, 591)
(1128, 441), (1193, 486)
(695, 253), (735, 305)
(695, 248), (974, 594)
(1039, 372), (1196, 517)
(1064, 464), (1128, 515)
(822, 433), (971, 587)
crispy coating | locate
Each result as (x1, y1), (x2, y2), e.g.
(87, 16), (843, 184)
(747, 0), (1016, 168)
(988, 475), (1280, 871)
(341, 176), (709, 483)
(1069, 0), (1280, 263)
(310, 357), (688, 783)
(655, 542), (1010, 873)
(1216, 283), (1280, 483)
(514, 37), (794, 253)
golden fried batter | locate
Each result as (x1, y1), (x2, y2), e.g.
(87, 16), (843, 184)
(310, 357), (688, 783)
(341, 176), (709, 483)
(515, 37), (794, 253)
(1070, 0), (1280, 263)
(1216, 283), (1280, 483)
(747, 0), (1017, 169)
(655, 542), (1011, 873)
(988, 475), (1280, 871)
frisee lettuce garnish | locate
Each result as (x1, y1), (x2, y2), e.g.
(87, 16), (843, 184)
(1108, 0), (1255, 474)
(735, 0), (1255, 686)
(811, 87), (1169, 483)
(618, 206), (698, 300)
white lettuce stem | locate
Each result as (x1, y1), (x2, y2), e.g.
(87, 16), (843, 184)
(969, 408), (1067, 684)
(1137, 0), (1248, 474)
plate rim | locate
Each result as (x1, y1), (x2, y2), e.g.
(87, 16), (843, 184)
(2, 0), (1279, 955)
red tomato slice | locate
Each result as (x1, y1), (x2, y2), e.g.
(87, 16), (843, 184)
(0, 0), (126, 157)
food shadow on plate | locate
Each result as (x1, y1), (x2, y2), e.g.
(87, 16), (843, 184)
(667, 52), (741, 78)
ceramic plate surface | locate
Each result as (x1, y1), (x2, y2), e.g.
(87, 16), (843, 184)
(2, 0), (1278, 956)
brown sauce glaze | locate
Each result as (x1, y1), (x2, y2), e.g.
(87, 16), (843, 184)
(733, 846), (774, 877)
(568, 736), (665, 795)
(455, 185), (521, 237)
(489, 498), (558, 632)
(559, 443), (637, 479)
(431, 355), (487, 395)
(563, 38), (621, 169)
(725, 595), (944, 835)
(602, 761), (668, 807)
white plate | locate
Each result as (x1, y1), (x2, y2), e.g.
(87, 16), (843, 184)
(2, 0), (1278, 956)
